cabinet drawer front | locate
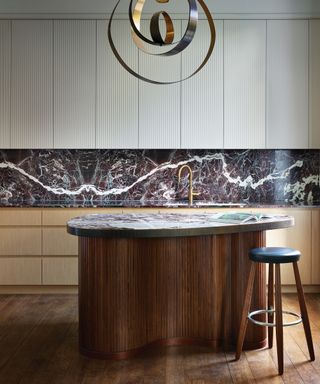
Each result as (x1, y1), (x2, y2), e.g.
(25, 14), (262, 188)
(42, 208), (123, 226)
(0, 209), (41, 226)
(0, 228), (41, 255)
(42, 257), (78, 285)
(0, 257), (41, 285)
(43, 228), (78, 255)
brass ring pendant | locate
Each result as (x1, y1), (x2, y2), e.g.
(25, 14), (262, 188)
(150, 11), (174, 45)
(108, 0), (216, 85)
(129, 0), (198, 56)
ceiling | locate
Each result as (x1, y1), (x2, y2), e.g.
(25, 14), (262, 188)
(0, 0), (319, 16)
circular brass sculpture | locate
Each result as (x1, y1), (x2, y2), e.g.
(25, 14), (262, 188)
(108, 0), (216, 85)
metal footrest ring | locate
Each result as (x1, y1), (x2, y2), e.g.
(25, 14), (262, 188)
(248, 309), (302, 327)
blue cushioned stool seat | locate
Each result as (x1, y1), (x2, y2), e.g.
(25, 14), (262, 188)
(249, 247), (300, 264)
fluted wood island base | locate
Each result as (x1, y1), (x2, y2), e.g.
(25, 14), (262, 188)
(67, 213), (293, 360)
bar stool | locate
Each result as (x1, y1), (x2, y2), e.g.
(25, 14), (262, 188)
(235, 247), (315, 375)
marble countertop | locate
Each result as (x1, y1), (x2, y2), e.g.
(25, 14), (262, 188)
(67, 212), (294, 238)
(0, 199), (320, 209)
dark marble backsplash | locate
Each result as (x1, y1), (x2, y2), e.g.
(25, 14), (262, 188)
(0, 149), (319, 206)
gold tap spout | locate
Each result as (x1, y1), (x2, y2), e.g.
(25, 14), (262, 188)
(178, 165), (200, 206)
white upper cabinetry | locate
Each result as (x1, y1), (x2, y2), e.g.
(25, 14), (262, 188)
(0, 20), (11, 148)
(181, 20), (223, 149)
(0, 16), (319, 149)
(0, 21), (10, 148)
(54, 20), (96, 148)
(267, 20), (309, 149)
(96, 20), (138, 149)
(224, 20), (266, 149)
(11, 20), (53, 148)
(138, 20), (181, 149)
(309, 20), (320, 149)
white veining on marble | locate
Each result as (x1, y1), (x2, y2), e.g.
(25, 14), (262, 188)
(284, 175), (320, 204)
(0, 153), (306, 199)
(68, 212), (291, 231)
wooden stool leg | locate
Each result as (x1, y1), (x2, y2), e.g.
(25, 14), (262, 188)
(293, 262), (315, 361)
(275, 264), (284, 375)
(268, 263), (274, 349)
(235, 262), (256, 360)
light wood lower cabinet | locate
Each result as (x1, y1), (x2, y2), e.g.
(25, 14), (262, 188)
(42, 257), (78, 285)
(265, 209), (312, 285)
(0, 257), (41, 285)
(312, 210), (320, 284)
(0, 207), (318, 289)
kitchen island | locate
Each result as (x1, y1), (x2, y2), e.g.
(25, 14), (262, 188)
(67, 212), (293, 359)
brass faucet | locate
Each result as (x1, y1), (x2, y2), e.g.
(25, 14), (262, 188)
(177, 165), (200, 205)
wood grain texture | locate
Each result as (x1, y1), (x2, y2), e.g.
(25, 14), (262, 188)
(78, 231), (266, 359)
(42, 257), (78, 285)
(266, 209), (312, 284)
(0, 208), (41, 226)
(311, 209), (320, 284)
(0, 228), (41, 256)
(0, 294), (318, 383)
(43, 228), (78, 255)
(0, 257), (41, 285)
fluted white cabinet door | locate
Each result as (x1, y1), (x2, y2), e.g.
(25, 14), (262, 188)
(0, 21), (10, 148)
(11, 20), (53, 148)
(181, 20), (223, 149)
(96, 20), (138, 148)
(267, 20), (308, 149)
(224, 20), (266, 149)
(54, 20), (96, 148)
(310, 20), (320, 149)
(138, 21), (181, 149)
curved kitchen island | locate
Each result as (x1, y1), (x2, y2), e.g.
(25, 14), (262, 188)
(67, 212), (293, 360)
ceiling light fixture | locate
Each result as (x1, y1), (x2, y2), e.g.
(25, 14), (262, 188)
(108, 0), (216, 85)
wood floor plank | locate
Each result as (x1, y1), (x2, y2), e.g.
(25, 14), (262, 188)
(0, 295), (58, 368)
(282, 295), (320, 382)
(225, 351), (255, 383)
(0, 294), (319, 384)
(0, 295), (76, 384)
(245, 348), (284, 384)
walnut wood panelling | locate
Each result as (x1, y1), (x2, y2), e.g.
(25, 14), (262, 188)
(78, 231), (266, 359)
(0, 228), (41, 256)
(96, 20), (138, 148)
(181, 20), (223, 149)
(42, 257), (78, 285)
(0, 21), (10, 148)
(11, 20), (53, 148)
(138, 21), (181, 149)
(54, 20), (96, 148)
(0, 257), (41, 285)
(267, 20), (309, 148)
(0, 209), (41, 226)
(42, 228), (78, 255)
(231, 231), (266, 348)
(224, 20), (266, 149)
(310, 20), (320, 148)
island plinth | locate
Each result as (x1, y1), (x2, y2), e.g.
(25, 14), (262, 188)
(67, 212), (294, 360)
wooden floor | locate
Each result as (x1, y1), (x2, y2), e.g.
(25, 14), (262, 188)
(0, 294), (319, 384)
